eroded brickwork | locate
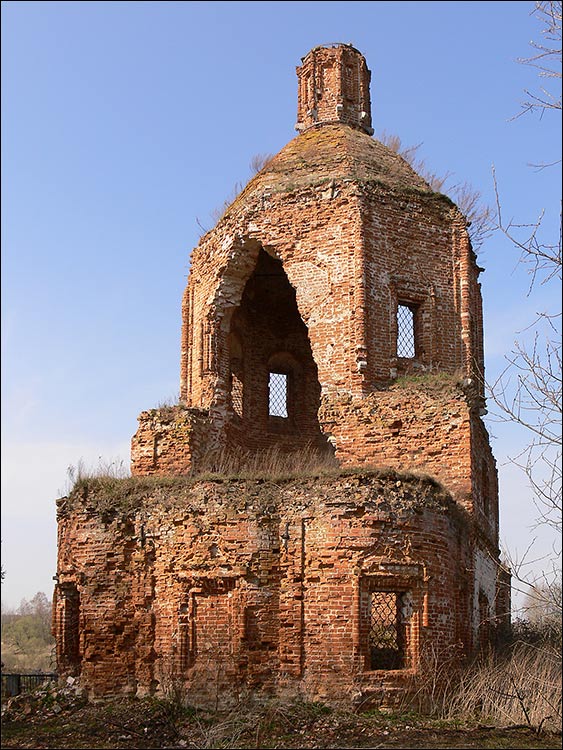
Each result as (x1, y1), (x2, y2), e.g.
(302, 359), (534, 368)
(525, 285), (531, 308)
(295, 44), (374, 134)
(55, 472), (494, 706)
(131, 406), (210, 476)
(56, 44), (507, 706)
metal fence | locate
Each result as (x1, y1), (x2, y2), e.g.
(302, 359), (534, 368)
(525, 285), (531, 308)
(1, 672), (58, 699)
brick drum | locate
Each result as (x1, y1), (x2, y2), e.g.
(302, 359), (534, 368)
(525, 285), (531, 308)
(55, 44), (509, 707)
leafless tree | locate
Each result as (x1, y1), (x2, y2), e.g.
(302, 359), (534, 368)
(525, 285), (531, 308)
(514, 0), (562, 119)
(522, 580), (562, 630)
(378, 130), (495, 252)
(490, 1), (562, 619)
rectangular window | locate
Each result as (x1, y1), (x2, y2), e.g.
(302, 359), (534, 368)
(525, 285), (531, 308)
(397, 304), (416, 358)
(369, 591), (408, 670)
(268, 372), (288, 417)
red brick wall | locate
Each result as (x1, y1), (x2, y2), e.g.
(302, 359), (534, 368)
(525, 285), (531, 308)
(131, 406), (210, 476)
(318, 376), (498, 519)
(360, 185), (484, 388)
(161, 125), (488, 490)
(55, 472), (501, 707)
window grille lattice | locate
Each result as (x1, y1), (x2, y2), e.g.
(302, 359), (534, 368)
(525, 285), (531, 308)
(369, 591), (405, 670)
(269, 372), (288, 417)
(397, 304), (415, 358)
(231, 374), (243, 417)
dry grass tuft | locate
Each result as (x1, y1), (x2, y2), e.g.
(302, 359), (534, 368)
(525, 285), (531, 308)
(400, 641), (562, 734)
(193, 443), (340, 481)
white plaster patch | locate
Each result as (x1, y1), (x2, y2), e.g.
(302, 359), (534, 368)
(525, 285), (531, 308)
(221, 235), (234, 252)
(288, 261), (330, 317)
(473, 545), (498, 636)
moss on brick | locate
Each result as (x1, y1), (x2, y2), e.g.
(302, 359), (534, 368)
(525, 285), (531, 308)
(58, 468), (461, 527)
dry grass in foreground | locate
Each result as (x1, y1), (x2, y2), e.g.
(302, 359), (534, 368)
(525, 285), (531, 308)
(398, 641), (561, 735)
(2, 641), (561, 750)
(2, 690), (561, 749)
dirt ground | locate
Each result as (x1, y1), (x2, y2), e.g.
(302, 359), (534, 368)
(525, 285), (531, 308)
(2, 685), (561, 750)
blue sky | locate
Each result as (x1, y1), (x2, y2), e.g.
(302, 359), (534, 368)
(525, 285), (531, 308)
(2, 1), (561, 611)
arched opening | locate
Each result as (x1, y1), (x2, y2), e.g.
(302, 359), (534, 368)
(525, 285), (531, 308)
(226, 247), (326, 455)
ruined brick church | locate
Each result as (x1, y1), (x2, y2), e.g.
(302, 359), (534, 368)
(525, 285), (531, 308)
(54, 44), (509, 707)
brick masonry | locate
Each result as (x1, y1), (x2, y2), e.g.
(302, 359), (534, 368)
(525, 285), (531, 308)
(55, 44), (509, 706)
(54, 471), (501, 706)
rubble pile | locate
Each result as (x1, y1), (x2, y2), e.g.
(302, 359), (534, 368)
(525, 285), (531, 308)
(1, 676), (86, 722)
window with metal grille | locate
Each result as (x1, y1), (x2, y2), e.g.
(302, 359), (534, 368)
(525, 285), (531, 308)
(268, 372), (288, 417)
(397, 304), (416, 358)
(231, 373), (243, 417)
(369, 591), (407, 670)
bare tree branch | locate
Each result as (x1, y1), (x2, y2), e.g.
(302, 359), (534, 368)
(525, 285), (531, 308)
(512, 1), (562, 119)
(378, 130), (495, 251)
(488, 2), (562, 615)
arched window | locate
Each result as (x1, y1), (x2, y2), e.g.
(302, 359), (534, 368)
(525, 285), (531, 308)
(226, 247), (324, 449)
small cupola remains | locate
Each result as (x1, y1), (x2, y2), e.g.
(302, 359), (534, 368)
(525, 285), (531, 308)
(295, 44), (374, 134)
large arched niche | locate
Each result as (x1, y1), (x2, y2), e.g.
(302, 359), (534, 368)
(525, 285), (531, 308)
(219, 243), (330, 457)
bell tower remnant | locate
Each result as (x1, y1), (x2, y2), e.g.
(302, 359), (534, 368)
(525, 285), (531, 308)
(55, 44), (509, 708)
